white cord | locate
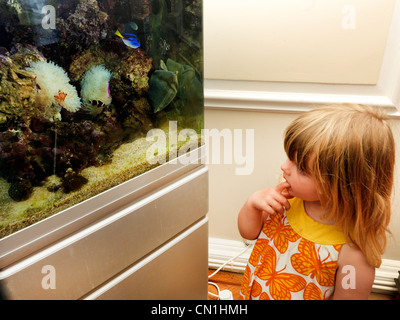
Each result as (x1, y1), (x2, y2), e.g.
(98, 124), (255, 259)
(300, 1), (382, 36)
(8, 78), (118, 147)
(208, 245), (252, 279)
(207, 244), (253, 299)
(208, 282), (220, 298)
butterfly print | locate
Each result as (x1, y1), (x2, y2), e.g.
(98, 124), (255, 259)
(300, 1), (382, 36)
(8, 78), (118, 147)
(257, 244), (306, 300)
(249, 238), (268, 267)
(291, 238), (338, 287)
(262, 213), (300, 254)
(303, 282), (329, 300)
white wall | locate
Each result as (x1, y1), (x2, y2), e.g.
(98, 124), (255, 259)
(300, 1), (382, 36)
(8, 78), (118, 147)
(205, 0), (395, 84)
(204, 0), (400, 262)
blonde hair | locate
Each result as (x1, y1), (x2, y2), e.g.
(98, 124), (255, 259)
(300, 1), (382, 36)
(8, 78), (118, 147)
(284, 104), (395, 268)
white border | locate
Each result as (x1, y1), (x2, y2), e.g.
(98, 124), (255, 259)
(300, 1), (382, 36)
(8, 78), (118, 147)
(204, 0), (400, 117)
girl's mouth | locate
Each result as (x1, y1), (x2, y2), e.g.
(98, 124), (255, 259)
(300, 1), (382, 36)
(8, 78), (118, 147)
(282, 175), (289, 185)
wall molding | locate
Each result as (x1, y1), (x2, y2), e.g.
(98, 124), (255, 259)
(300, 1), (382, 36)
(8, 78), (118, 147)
(208, 237), (400, 295)
(204, 0), (400, 118)
(204, 81), (400, 117)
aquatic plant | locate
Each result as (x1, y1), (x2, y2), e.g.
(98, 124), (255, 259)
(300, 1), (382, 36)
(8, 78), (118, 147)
(27, 60), (81, 117)
(148, 59), (202, 115)
(5, 0), (23, 15)
(81, 65), (112, 114)
(165, 59), (203, 116)
(148, 69), (178, 113)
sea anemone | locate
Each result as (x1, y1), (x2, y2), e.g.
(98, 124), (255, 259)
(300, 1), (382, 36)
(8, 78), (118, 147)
(27, 61), (81, 115)
(80, 65), (112, 112)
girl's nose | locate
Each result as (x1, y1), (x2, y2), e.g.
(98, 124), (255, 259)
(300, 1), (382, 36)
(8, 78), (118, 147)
(280, 159), (290, 175)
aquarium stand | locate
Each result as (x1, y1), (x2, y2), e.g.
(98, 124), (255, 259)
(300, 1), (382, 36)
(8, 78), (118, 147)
(0, 147), (208, 300)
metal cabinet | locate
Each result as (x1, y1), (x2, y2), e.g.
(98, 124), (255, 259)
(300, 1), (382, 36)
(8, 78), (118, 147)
(0, 148), (208, 300)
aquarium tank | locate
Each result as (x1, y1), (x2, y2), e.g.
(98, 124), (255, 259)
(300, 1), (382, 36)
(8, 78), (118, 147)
(0, 0), (203, 238)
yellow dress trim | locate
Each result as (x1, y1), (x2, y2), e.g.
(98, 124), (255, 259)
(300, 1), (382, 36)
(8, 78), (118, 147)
(286, 197), (347, 245)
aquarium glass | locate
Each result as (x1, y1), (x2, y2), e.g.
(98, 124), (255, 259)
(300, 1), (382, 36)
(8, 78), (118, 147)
(0, 0), (203, 237)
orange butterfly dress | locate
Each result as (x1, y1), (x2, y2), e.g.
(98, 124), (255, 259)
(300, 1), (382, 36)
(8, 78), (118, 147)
(240, 197), (346, 300)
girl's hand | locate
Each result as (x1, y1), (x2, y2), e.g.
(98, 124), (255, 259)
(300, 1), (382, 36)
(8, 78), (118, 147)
(247, 182), (293, 216)
(238, 182), (294, 240)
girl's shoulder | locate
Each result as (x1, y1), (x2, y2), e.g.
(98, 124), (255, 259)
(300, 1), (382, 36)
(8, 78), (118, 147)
(337, 243), (373, 269)
(333, 244), (375, 299)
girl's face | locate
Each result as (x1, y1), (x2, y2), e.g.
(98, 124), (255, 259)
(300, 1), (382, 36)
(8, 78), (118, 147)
(280, 157), (320, 202)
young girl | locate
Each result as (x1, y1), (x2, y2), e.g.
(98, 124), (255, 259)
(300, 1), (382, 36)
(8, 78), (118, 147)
(238, 104), (395, 300)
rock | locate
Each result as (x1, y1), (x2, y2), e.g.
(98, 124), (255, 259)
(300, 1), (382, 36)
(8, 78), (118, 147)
(120, 97), (153, 133)
(57, 0), (109, 47)
(8, 179), (32, 201)
(110, 50), (153, 101)
(61, 172), (88, 193)
(0, 51), (39, 122)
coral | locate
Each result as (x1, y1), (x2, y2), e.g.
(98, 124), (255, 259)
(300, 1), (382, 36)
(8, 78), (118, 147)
(68, 44), (126, 83)
(0, 45), (45, 123)
(44, 121), (101, 178)
(68, 45), (154, 138)
(81, 65), (112, 114)
(68, 47), (109, 83)
(57, 0), (109, 47)
(111, 50), (152, 99)
(27, 61), (81, 116)
(0, 101), (130, 201)
(0, 55), (37, 123)
(8, 44), (46, 68)
(0, 118), (48, 201)
(69, 46), (153, 133)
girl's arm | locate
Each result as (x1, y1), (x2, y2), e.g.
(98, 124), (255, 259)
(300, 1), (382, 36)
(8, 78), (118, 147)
(238, 182), (292, 240)
(332, 244), (375, 300)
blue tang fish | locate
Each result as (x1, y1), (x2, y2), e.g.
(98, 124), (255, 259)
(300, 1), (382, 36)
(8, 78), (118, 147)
(115, 30), (140, 49)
